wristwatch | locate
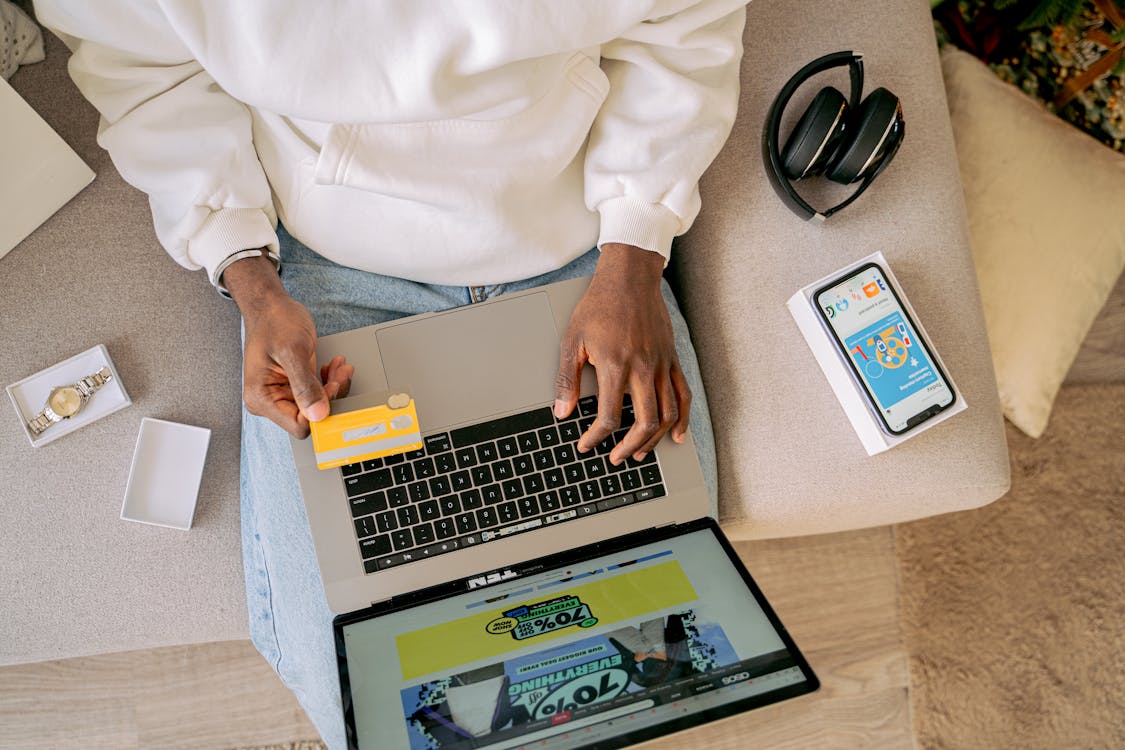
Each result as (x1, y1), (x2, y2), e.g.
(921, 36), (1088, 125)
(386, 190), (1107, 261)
(27, 366), (113, 436)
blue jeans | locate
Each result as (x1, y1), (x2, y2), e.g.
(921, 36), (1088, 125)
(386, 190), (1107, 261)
(240, 227), (717, 748)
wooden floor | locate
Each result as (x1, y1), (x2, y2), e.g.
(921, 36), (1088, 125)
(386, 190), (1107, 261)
(0, 527), (913, 750)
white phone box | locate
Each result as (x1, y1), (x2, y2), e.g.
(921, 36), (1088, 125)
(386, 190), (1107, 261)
(786, 251), (967, 455)
(120, 417), (211, 531)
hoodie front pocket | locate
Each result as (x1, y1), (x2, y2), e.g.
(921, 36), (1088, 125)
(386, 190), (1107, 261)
(312, 53), (610, 207)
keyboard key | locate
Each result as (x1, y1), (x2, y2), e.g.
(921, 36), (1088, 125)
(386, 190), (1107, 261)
(533, 449), (555, 471)
(476, 507), (500, 528)
(544, 467), (565, 489)
(584, 456), (607, 479)
(451, 407), (554, 448)
(429, 475), (452, 497)
(408, 481), (430, 503)
(641, 465), (662, 486)
(523, 474), (545, 495)
(517, 432), (540, 452)
(434, 452), (457, 474)
(597, 493), (635, 513)
(460, 489), (483, 510)
(376, 511), (398, 533)
(595, 435), (615, 456)
(579, 416), (596, 434)
(418, 500), (440, 523)
(492, 459), (514, 481)
(578, 396), (599, 417)
(359, 534), (392, 559)
(419, 538), (460, 558)
(496, 436), (519, 458)
(391, 529), (414, 551)
(413, 522), (435, 545)
(384, 453), (405, 466)
(341, 462), (364, 477)
(475, 442), (498, 463)
(344, 469), (393, 497)
(471, 466), (493, 486)
(558, 422), (581, 443)
(539, 490), (561, 512)
(576, 503), (598, 518)
(392, 464), (415, 485)
(636, 485), (667, 502)
(627, 451), (658, 468)
(564, 464), (585, 484)
(579, 481), (602, 502)
(361, 457), (385, 472)
(607, 455), (630, 473)
(414, 458), (436, 479)
(449, 470), (471, 493)
(425, 433), (451, 454)
(518, 496), (540, 518)
(482, 484), (504, 505)
(455, 512), (477, 534)
(387, 486), (409, 507)
(497, 501), (520, 524)
(404, 448), (425, 461)
(599, 475), (622, 497)
(354, 515), (377, 539)
(350, 492), (388, 518)
(560, 486), (582, 507)
(621, 470), (642, 492)
(619, 405), (636, 430)
(553, 444), (576, 465)
(396, 505), (419, 527)
(513, 455), (535, 476)
(439, 495), (462, 516)
(454, 447), (477, 469)
(537, 426), (560, 447)
(502, 479), (524, 501)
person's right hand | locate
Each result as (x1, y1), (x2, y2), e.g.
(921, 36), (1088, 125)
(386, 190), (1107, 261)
(224, 252), (353, 439)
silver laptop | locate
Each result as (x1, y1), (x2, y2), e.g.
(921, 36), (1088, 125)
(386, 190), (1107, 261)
(290, 275), (818, 749)
(291, 275), (710, 614)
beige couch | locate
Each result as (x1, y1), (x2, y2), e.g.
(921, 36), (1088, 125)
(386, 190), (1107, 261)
(0, 0), (1009, 666)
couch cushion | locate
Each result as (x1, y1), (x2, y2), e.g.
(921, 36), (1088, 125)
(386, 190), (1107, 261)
(672, 0), (1011, 538)
(941, 46), (1125, 438)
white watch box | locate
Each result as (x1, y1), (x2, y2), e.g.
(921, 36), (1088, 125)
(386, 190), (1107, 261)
(120, 418), (211, 531)
(786, 251), (967, 455)
(5, 344), (132, 447)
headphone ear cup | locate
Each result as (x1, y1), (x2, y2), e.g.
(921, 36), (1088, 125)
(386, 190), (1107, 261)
(780, 87), (849, 180)
(825, 87), (902, 184)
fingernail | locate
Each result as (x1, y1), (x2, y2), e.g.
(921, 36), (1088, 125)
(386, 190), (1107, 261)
(673, 431), (685, 443)
(305, 401), (329, 422)
(634, 451), (646, 461)
(554, 399), (568, 419)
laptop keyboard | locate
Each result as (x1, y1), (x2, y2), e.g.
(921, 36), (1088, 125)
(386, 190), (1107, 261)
(341, 393), (667, 574)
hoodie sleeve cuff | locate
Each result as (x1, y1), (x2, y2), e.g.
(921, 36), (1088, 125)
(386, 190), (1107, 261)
(186, 207), (280, 285)
(596, 197), (682, 265)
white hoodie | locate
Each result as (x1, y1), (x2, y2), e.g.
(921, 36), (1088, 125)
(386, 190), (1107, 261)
(35, 1), (747, 286)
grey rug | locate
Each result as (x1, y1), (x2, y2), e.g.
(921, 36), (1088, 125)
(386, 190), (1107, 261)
(896, 383), (1125, 749)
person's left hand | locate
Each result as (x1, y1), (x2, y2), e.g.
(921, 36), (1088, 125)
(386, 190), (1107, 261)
(554, 243), (691, 465)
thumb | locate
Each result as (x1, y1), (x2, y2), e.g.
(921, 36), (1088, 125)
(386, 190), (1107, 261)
(279, 348), (330, 423)
(554, 337), (586, 419)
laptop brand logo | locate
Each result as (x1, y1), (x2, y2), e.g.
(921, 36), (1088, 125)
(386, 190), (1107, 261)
(468, 569), (521, 589)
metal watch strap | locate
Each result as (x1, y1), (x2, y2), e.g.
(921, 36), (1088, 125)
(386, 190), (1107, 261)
(214, 248), (282, 299)
(27, 413), (53, 436)
(75, 367), (112, 397)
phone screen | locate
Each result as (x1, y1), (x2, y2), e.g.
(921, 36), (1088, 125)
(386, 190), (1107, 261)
(814, 263), (956, 435)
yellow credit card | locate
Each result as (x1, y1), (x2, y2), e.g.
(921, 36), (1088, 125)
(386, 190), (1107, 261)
(310, 391), (423, 470)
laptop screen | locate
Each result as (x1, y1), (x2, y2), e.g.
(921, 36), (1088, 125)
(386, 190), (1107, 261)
(336, 522), (817, 749)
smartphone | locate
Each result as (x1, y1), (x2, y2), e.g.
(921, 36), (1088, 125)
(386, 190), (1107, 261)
(813, 262), (956, 435)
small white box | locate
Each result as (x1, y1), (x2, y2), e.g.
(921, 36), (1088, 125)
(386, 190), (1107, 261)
(120, 418), (211, 530)
(6, 344), (131, 447)
(786, 251), (967, 455)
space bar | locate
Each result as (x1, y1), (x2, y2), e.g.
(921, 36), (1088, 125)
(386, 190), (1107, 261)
(451, 407), (554, 447)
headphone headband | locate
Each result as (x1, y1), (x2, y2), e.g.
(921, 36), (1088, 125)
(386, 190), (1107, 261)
(763, 51), (870, 221)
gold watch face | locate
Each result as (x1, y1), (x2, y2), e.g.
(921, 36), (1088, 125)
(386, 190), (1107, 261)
(48, 386), (83, 418)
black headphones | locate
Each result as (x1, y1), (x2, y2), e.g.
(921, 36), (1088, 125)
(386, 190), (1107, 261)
(763, 51), (905, 221)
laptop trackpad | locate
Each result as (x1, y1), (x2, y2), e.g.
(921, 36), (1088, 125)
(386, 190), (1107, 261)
(375, 292), (560, 431)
